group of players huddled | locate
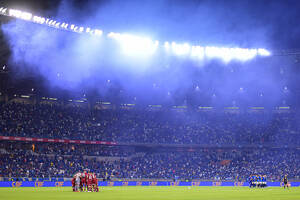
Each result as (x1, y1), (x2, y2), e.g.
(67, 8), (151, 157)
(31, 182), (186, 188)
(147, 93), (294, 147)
(248, 175), (267, 188)
(248, 174), (290, 189)
(72, 170), (99, 192)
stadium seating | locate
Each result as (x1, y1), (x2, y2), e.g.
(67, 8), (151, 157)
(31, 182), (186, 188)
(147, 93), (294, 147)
(0, 140), (299, 181)
(0, 102), (299, 181)
(0, 102), (299, 146)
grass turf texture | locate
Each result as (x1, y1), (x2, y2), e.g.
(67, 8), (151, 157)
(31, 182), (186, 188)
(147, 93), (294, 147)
(0, 186), (299, 200)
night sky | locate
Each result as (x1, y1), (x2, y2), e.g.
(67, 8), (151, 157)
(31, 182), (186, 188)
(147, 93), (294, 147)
(1, 0), (300, 106)
(1, 0), (300, 50)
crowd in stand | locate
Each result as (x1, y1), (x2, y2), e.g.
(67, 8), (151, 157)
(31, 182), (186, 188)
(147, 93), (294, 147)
(0, 141), (133, 157)
(0, 141), (299, 181)
(118, 149), (300, 181)
(0, 102), (300, 181)
(1, 102), (300, 145)
(0, 141), (119, 178)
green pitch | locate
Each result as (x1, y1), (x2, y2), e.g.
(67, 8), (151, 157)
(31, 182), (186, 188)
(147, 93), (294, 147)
(0, 186), (299, 200)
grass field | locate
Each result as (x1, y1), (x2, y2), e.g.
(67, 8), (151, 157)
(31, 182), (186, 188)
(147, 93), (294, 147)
(0, 186), (299, 200)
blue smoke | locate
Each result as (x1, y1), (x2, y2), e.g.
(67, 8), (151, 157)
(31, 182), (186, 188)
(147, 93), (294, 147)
(1, 0), (296, 106)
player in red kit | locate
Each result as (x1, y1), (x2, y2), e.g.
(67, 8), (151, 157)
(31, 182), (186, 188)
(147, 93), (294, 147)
(81, 170), (88, 192)
(92, 173), (99, 192)
(87, 172), (93, 192)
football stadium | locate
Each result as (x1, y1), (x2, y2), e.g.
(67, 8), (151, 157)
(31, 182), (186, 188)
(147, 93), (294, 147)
(0, 0), (300, 199)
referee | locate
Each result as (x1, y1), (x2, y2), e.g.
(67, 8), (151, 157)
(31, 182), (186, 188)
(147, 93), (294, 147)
(283, 175), (289, 189)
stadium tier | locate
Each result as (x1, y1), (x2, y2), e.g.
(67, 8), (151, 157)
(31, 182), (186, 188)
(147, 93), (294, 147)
(0, 102), (299, 145)
(0, 140), (299, 181)
(0, 102), (300, 182)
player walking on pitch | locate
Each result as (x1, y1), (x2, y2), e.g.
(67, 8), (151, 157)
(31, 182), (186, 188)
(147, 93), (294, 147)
(283, 175), (289, 189)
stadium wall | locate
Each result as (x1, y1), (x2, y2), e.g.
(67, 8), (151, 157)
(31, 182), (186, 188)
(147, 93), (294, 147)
(0, 181), (299, 187)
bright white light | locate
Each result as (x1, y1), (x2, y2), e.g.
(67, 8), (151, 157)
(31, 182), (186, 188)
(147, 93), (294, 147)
(171, 42), (191, 55)
(191, 45), (204, 60)
(79, 27), (84, 33)
(257, 48), (271, 56)
(3, 8), (103, 37)
(61, 23), (68, 29)
(205, 47), (258, 62)
(109, 33), (158, 56)
(20, 12), (32, 21)
(1, 8), (7, 14)
(51, 21), (57, 26)
(9, 9), (21, 18)
(164, 42), (170, 50)
(9, 9), (32, 21)
(33, 16), (45, 24)
(233, 48), (257, 61)
(107, 32), (120, 38)
(94, 29), (103, 36)
(205, 47), (222, 58)
(1, 7), (271, 62)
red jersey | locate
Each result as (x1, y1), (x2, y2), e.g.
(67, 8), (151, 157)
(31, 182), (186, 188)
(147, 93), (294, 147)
(82, 172), (88, 182)
(87, 174), (93, 183)
(71, 178), (75, 187)
(92, 174), (97, 184)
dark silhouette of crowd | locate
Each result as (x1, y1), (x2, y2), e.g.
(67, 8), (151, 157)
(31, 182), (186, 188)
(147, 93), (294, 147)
(1, 102), (300, 146)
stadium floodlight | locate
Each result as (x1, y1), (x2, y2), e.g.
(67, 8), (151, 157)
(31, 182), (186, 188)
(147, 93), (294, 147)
(233, 48), (257, 61)
(257, 48), (271, 56)
(109, 32), (158, 56)
(94, 29), (103, 36)
(1, 8), (7, 14)
(205, 47), (229, 62)
(33, 16), (45, 24)
(0, 7), (6, 14)
(0, 7), (272, 62)
(20, 12), (32, 21)
(50, 20), (57, 26)
(9, 9), (20, 18)
(79, 27), (84, 33)
(164, 42), (170, 50)
(107, 32), (120, 38)
(171, 42), (191, 55)
(205, 47), (258, 62)
(60, 23), (68, 29)
(8, 9), (32, 21)
(190, 45), (204, 60)
(32, 16), (39, 23)
(204, 46), (220, 58)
